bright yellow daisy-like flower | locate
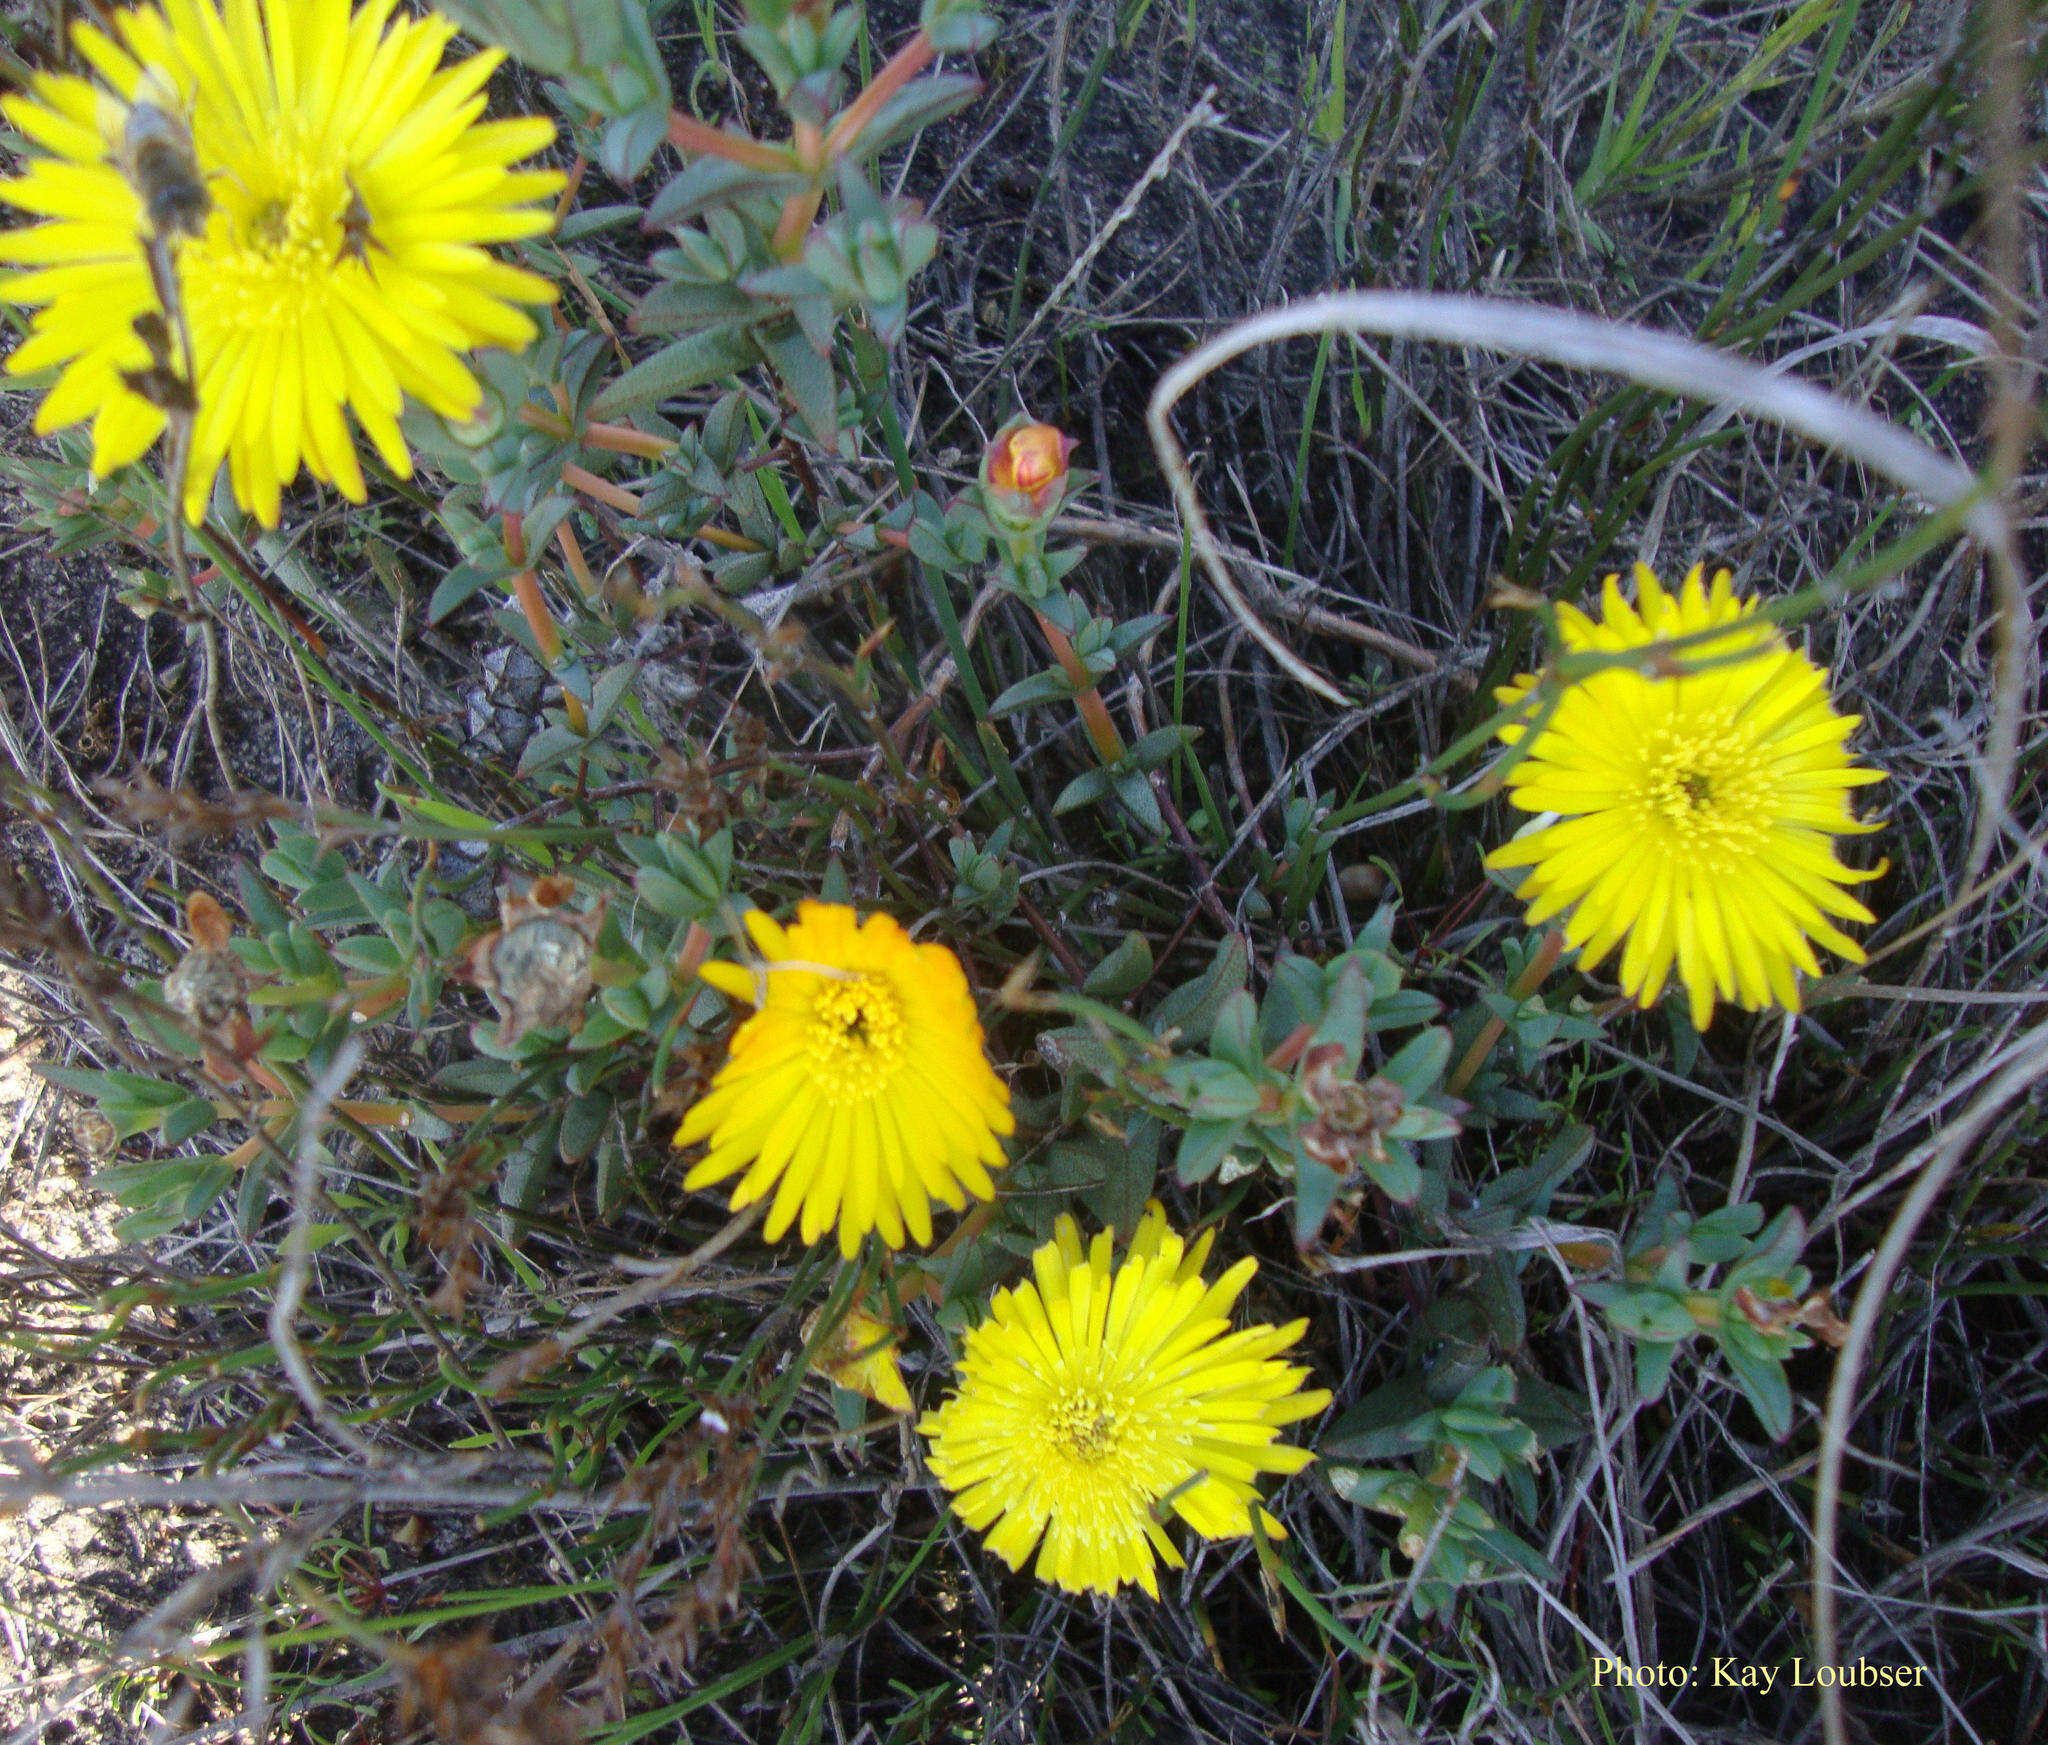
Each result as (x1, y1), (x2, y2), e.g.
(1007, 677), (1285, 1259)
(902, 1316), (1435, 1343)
(920, 1204), (1330, 1599)
(0, 0), (563, 525)
(1487, 563), (1884, 1031)
(676, 902), (1013, 1259)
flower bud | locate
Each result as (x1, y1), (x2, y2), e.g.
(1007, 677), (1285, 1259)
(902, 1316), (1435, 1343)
(980, 417), (1076, 529)
(804, 1300), (912, 1412)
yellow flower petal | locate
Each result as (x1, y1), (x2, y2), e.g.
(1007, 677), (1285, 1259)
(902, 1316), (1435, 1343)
(1489, 564), (1883, 1028)
(808, 1303), (913, 1414)
(674, 901), (1012, 1258)
(919, 1200), (1327, 1599)
(0, 0), (562, 525)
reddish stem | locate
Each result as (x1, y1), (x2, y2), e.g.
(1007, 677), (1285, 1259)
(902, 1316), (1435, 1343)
(665, 111), (795, 174)
(772, 184), (825, 259)
(584, 419), (674, 459)
(792, 117), (826, 176)
(561, 461), (642, 517)
(1035, 611), (1126, 765)
(508, 567), (562, 665)
(822, 31), (936, 158)
(551, 153), (588, 232)
(696, 524), (766, 554)
(1445, 926), (1566, 1096)
(555, 517), (600, 601)
(514, 403), (673, 459)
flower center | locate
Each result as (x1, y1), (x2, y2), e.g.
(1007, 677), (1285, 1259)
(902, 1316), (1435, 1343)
(1047, 1385), (1127, 1463)
(189, 141), (364, 326)
(1635, 717), (1772, 867)
(804, 974), (906, 1099)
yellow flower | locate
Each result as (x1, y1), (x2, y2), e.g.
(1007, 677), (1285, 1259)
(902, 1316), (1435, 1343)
(676, 902), (1012, 1259)
(1487, 563), (1884, 1031)
(807, 1300), (913, 1414)
(0, 0), (563, 525)
(919, 1204), (1329, 1599)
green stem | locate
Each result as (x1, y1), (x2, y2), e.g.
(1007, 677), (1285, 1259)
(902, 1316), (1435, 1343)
(1446, 927), (1565, 1097)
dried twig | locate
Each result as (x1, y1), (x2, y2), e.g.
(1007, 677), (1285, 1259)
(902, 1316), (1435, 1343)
(269, 1034), (382, 1463)
(1147, 292), (2025, 739)
(1006, 87), (1223, 363)
(1809, 1017), (2048, 1743)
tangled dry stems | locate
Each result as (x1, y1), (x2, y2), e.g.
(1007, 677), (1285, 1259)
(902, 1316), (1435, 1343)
(0, 0), (2041, 1739)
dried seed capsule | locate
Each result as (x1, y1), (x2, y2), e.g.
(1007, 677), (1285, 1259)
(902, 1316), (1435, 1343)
(464, 877), (607, 1043)
(164, 892), (246, 1031)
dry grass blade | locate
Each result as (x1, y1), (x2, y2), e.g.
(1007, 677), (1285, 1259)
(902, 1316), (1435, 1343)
(1146, 296), (2030, 824)
(1810, 1016), (2048, 1745)
(269, 1034), (380, 1463)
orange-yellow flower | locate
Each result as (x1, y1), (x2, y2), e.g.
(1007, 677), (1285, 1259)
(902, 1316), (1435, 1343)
(676, 902), (1012, 1258)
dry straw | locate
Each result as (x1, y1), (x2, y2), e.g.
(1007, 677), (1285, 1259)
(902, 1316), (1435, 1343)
(1148, 288), (2034, 1745)
(1143, 290), (2029, 881)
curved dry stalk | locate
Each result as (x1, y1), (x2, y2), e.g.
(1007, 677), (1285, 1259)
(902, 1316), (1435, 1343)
(270, 1034), (382, 1464)
(1143, 296), (2030, 838)
(1809, 1016), (2048, 1743)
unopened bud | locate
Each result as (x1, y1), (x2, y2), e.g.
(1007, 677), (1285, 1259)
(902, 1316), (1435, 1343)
(980, 418), (1076, 529)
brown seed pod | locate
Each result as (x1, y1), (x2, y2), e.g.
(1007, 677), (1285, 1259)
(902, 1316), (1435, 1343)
(164, 894), (285, 1092)
(1337, 862), (1389, 904)
(164, 892), (248, 1028)
(164, 893), (246, 1032)
(653, 746), (728, 831)
(1296, 1042), (1406, 1171)
(729, 709), (769, 765)
(70, 1106), (121, 1159)
(463, 877), (607, 1044)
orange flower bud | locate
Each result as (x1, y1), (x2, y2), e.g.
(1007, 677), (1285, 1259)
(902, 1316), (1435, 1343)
(988, 424), (1070, 495)
(981, 419), (1077, 525)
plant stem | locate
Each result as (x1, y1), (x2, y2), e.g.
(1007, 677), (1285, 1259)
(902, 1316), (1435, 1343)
(698, 524), (768, 553)
(1034, 611), (1125, 764)
(1445, 926), (1565, 1097)
(502, 512), (588, 733)
(822, 31), (935, 159)
(555, 516), (600, 600)
(665, 110), (794, 173)
(772, 183), (824, 259)
(515, 402), (675, 459)
(561, 461), (641, 516)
